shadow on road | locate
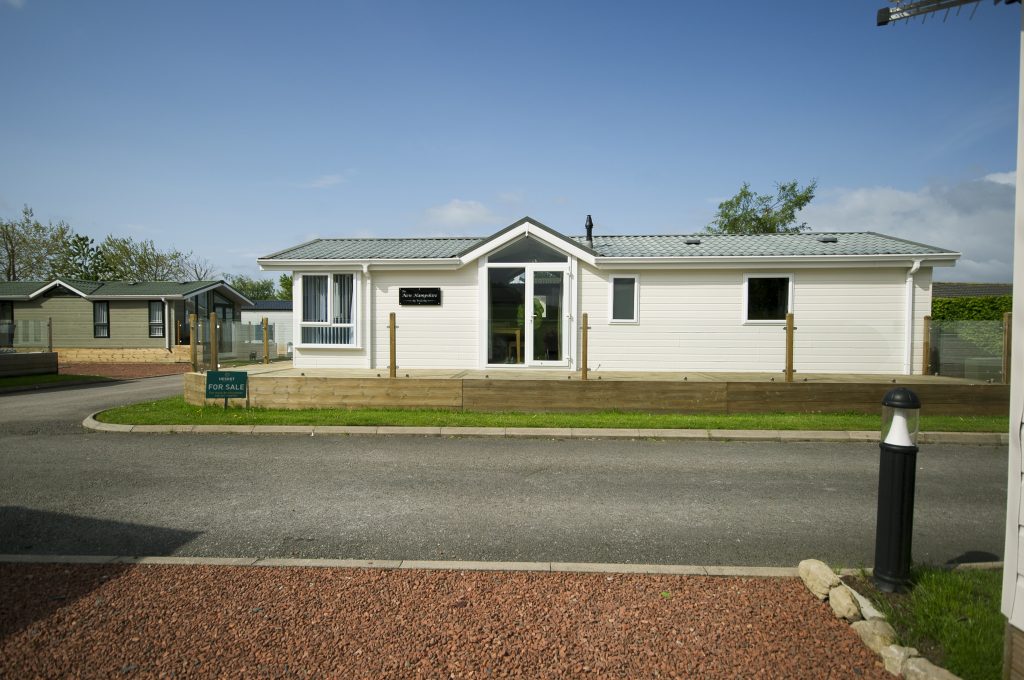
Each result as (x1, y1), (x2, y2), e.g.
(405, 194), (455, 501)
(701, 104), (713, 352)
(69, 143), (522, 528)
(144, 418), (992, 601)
(0, 506), (201, 639)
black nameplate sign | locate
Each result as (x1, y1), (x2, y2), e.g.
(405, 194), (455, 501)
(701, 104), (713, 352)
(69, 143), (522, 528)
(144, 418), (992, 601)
(399, 287), (442, 306)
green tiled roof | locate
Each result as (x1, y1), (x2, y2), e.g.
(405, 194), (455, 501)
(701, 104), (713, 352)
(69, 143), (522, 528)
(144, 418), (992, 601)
(87, 280), (223, 296)
(261, 231), (956, 261)
(933, 282), (1012, 298)
(0, 279), (232, 299)
(0, 281), (45, 298)
(577, 232), (956, 258)
(264, 237), (481, 260)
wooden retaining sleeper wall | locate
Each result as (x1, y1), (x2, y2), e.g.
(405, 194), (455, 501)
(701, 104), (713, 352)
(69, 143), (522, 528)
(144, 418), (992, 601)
(183, 373), (1010, 416)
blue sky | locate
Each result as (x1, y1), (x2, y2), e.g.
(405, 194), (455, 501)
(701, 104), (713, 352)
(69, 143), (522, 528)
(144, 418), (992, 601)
(0, 1), (1019, 281)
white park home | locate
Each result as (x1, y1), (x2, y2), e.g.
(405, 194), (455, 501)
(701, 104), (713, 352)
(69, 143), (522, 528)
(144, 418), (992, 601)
(257, 216), (959, 374)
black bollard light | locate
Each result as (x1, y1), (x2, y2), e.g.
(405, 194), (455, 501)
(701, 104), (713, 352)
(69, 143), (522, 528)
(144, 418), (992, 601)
(873, 387), (921, 593)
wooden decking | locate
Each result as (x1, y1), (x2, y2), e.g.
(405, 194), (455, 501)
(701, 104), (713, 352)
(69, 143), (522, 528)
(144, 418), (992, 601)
(184, 363), (1009, 416)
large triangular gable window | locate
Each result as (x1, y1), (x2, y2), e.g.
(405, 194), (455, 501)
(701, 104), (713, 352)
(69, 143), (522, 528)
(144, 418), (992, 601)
(488, 236), (568, 263)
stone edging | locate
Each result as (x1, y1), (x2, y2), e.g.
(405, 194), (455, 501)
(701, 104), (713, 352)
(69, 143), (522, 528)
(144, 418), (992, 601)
(797, 558), (986, 679)
(81, 413), (1007, 444)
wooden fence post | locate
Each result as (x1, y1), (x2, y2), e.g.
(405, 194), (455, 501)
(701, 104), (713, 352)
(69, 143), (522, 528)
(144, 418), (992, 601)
(189, 314), (198, 372)
(581, 313), (589, 381)
(1004, 312), (1013, 385)
(262, 317), (270, 365)
(47, 317), (53, 353)
(784, 313), (794, 383)
(389, 312), (397, 378)
(209, 312), (219, 370)
(922, 315), (931, 375)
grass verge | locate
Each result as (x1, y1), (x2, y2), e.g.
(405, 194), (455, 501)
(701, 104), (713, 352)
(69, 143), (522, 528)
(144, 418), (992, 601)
(96, 396), (1009, 431)
(0, 373), (110, 389)
(849, 567), (1004, 680)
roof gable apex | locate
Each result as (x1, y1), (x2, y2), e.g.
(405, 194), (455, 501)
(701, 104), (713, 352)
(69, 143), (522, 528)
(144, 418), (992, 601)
(29, 279), (93, 299)
(457, 217), (596, 265)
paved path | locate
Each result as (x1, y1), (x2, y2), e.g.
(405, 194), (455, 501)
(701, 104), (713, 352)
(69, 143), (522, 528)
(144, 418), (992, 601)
(0, 374), (182, 435)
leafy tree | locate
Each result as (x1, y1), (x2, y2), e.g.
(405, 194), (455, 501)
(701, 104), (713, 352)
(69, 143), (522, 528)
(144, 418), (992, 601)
(705, 179), (817, 235)
(94, 235), (192, 281)
(277, 274), (293, 301)
(0, 206), (73, 281)
(225, 274), (276, 300)
(50, 233), (102, 280)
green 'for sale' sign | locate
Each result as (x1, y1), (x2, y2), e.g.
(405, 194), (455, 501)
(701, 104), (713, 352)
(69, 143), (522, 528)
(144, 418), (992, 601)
(206, 371), (248, 399)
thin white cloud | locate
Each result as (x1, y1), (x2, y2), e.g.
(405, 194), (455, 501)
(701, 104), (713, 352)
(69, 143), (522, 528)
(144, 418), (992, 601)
(497, 191), (526, 205)
(309, 173), (348, 189)
(425, 199), (496, 231)
(800, 175), (1014, 283)
(3, 0), (25, 8)
(983, 171), (1015, 186)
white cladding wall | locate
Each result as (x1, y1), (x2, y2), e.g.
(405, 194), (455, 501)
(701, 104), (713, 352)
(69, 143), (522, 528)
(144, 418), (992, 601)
(371, 268), (478, 370)
(578, 264), (931, 374)
(292, 267), (479, 369)
(240, 310), (294, 352)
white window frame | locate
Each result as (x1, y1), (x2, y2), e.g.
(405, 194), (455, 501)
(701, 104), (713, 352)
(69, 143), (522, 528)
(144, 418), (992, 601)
(608, 274), (639, 324)
(742, 273), (794, 325)
(296, 272), (361, 348)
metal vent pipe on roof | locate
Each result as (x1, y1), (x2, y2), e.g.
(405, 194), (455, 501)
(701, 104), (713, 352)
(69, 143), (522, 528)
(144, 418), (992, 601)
(585, 215), (594, 247)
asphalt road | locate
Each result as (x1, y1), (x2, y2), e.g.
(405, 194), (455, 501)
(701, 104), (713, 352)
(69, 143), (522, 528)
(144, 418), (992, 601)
(0, 377), (1008, 567)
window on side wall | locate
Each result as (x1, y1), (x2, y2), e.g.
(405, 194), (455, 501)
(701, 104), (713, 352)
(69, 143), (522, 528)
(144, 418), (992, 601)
(148, 301), (165, 338)
(609, 275), (638, 323)
(300, 273), (358, 345)
(93, 301), (110, 338)
(744, 274), (792, 323)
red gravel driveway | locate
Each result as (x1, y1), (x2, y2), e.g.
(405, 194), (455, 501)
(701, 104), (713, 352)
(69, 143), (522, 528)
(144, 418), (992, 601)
(1, 564), (886, 679)
(59, 362), (192, 379)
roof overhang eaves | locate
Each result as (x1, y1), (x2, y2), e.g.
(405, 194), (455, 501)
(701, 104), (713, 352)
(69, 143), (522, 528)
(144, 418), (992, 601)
(259, 258), (465, 271)
(592, 252), (961, 268)
(84, 294), (187, 300)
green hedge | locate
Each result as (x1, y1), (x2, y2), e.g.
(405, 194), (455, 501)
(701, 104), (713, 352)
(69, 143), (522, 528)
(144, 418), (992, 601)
(932, 295), (1012, 321)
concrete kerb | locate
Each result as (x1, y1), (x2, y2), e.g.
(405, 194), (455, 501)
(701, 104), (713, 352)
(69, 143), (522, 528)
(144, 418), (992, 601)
(81, 412), (1005, 444)
(0, 554), (799, 577)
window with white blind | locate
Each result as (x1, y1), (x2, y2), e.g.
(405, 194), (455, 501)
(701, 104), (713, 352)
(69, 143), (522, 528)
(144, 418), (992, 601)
(148, 301), (165, 338)
(93, 302), (110, 338)
(300, 273), (358, 346)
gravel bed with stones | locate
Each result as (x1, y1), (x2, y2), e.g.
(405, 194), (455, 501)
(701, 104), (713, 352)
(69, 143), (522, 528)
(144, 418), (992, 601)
(59, 362), (192, 380)
(1, 564), (888, 679)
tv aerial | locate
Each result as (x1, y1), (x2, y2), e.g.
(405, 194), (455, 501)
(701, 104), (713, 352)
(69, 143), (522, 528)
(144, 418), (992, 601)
(877, 0), (1020, 26)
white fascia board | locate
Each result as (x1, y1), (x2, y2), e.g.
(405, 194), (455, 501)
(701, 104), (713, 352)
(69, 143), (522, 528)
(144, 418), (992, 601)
(28, 279), (92, 299)
(259, 258), (463, 272)
(457, 222), (597, 266)
(593, 253), (960, 270)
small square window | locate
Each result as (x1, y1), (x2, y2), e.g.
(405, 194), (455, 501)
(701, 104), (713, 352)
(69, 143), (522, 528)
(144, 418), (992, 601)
(745, 276), (791, 322)
(93, 302), (110, 338)
(610, 276), (638, 323)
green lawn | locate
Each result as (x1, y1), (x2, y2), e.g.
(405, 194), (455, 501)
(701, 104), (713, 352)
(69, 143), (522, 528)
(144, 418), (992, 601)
(854, 567), (1004, 680)
(0, 373), (110, 389)
(96, 396), (1009, 431)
